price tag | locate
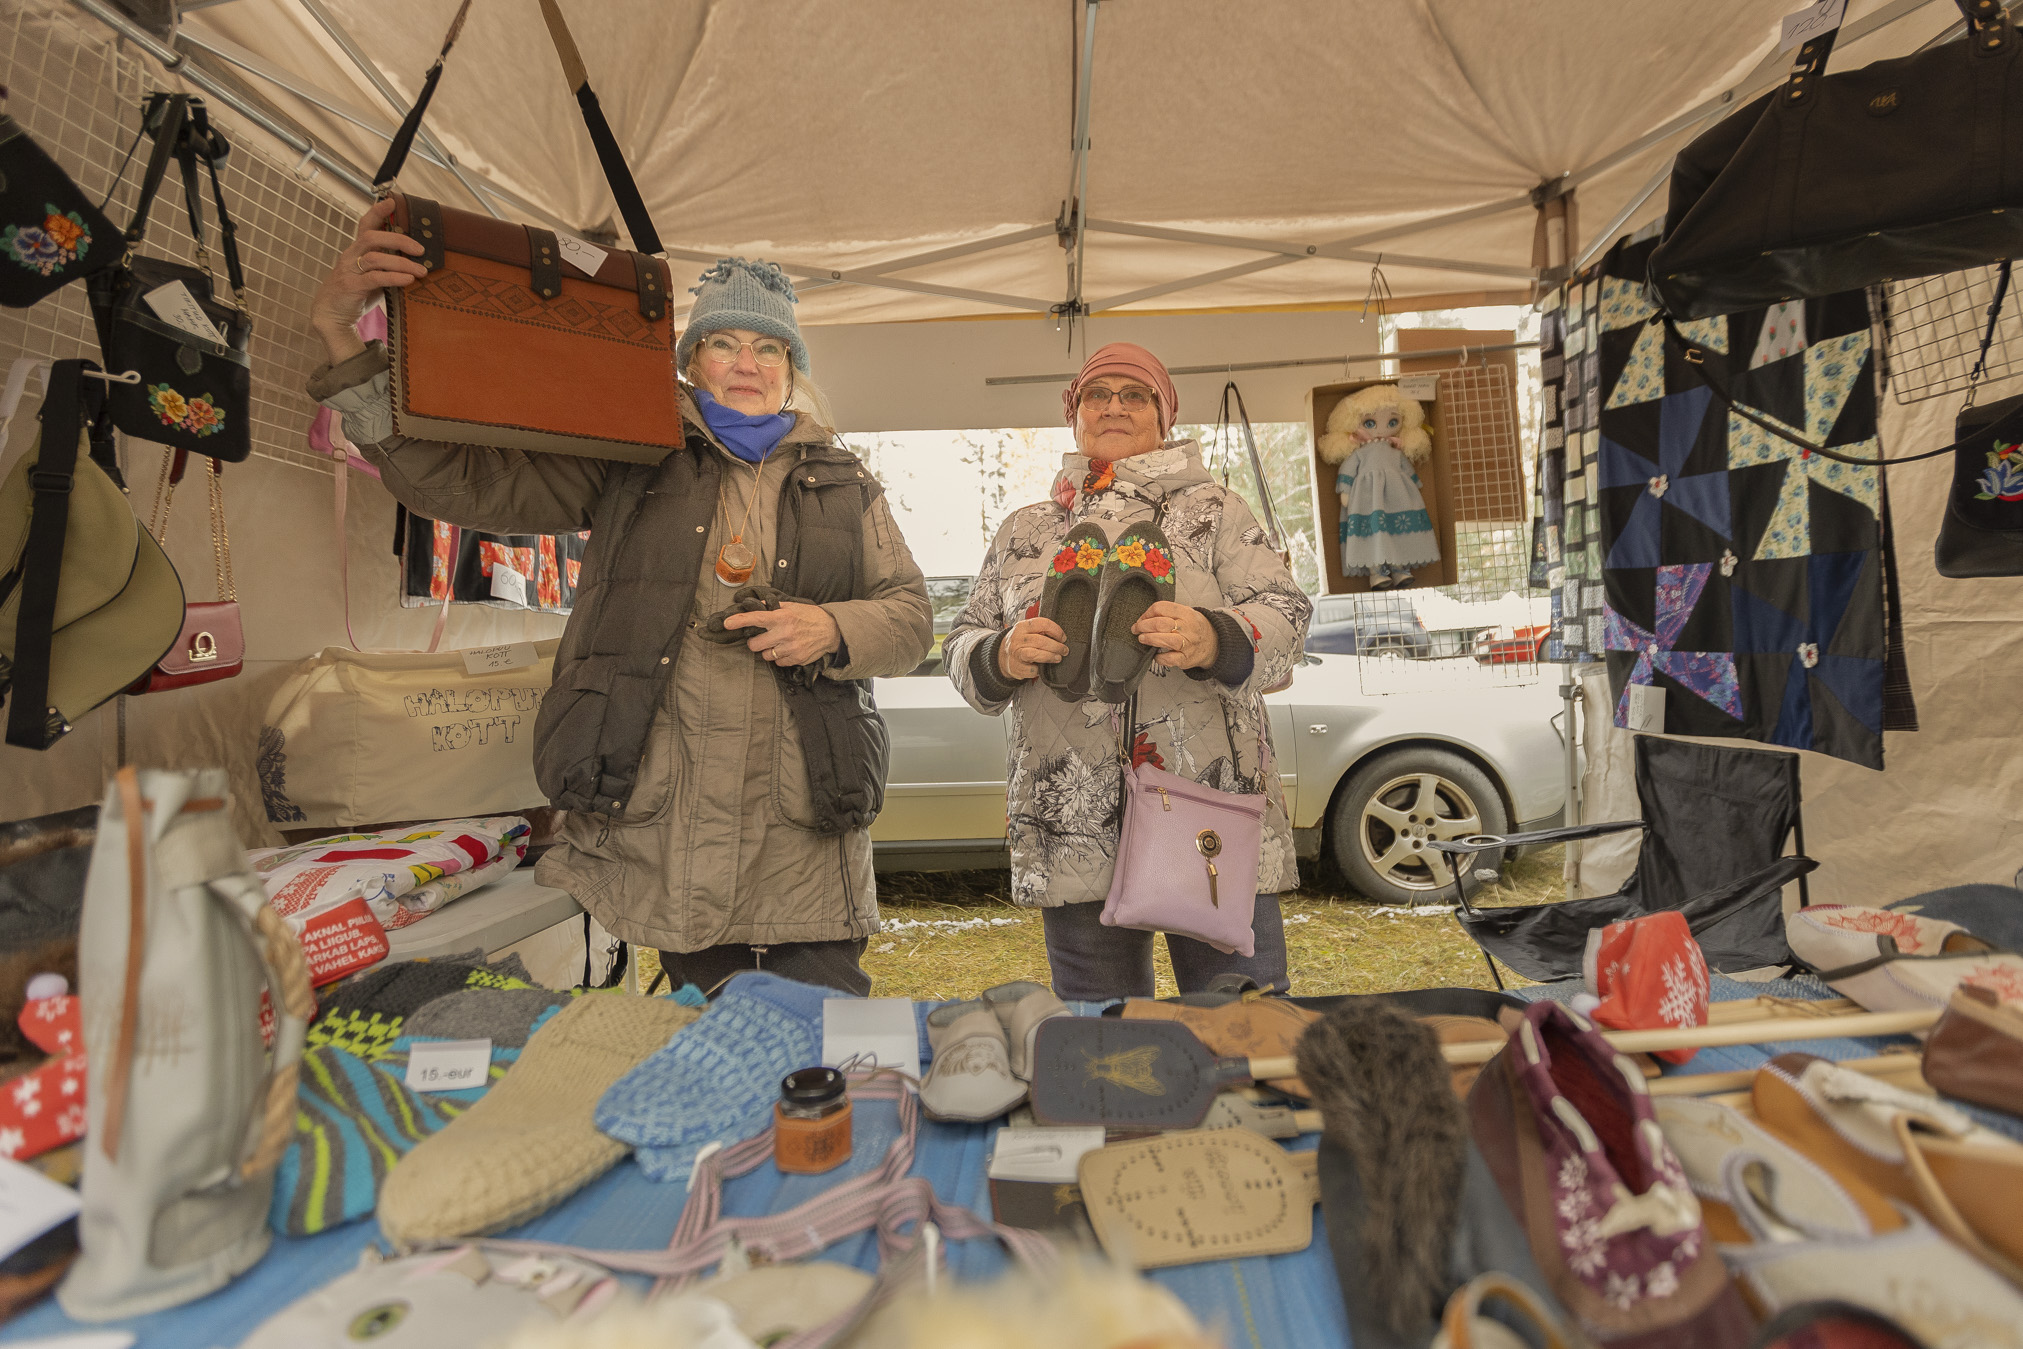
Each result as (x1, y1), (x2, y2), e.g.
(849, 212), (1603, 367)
(1626, 683), (1666, 733)
(404, 1038), (492, 1092)
(490, 560), (528, 606)
(463, 641), (539, 675)
(141, 281), (227, 345)
(555, 235), (609, 279)
(1397, 373), (1440, 402)
(1779, 0), (1845, 52)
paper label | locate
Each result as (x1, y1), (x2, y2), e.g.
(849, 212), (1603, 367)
(555, 235), (609, 279)
(1397, 373), (1441, 402)
(405, 1038), (492, 1092)
(294, 897), (391, 987)
(0, 1157), (83, 1264)
(822, 998), (921, 1080)
(141, 281), (226, 344)
(1779, 0), (1845, 52)
(1626, 683), (1666, 733)
(490, 560), (528, 606)
(463, 641), (539, 676)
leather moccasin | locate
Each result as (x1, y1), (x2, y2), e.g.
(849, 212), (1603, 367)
(1088, 520), (1180, 704)
(1037, 522), (1110, 702)
(918, 1000), (1026, 1124)
(979, 980), (1069, 1082)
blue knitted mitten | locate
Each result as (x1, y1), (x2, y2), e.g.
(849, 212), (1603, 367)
(595, 971), (828, 1179)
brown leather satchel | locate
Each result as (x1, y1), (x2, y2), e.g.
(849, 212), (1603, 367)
(371, 0), (679, 463)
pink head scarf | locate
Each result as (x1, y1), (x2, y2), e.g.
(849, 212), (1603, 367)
(1062, 341), (1178, 436)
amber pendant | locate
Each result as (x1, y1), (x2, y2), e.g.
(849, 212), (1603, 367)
(715, 538), (756, 586)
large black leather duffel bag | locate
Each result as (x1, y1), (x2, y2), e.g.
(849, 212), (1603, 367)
(1650, 0), (2023, 318)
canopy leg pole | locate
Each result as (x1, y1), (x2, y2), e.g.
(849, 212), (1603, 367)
(1562, 671), (1582, 904)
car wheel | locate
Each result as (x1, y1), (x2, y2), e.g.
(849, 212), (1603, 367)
(1327, 747), (1509, 905)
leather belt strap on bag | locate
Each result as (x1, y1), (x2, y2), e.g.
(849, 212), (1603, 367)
(371, 0), (681, 462)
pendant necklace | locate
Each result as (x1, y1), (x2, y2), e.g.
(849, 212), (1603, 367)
(714, 443), (777, 586)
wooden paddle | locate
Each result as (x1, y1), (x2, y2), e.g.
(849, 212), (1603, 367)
(1031, 1018), (1301, 1128)
(1437, 1006), (1942, 1067)
(1644, 1052), (1928, 1098)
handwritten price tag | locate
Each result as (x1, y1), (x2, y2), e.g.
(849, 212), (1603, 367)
(490, 560), (528, 607)
(463, 641), (539, 675)
(1779, 0), (1845, 52)
(405, 1038), (492, 1093)
(555, 235), (609, 279)
(1397, 373), (1441, 402)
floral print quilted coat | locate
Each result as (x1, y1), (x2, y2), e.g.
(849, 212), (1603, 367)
(945, 441), (1311, 908)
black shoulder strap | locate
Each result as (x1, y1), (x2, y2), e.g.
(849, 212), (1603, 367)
(7, 360), (88, 749)
(373, 0), (663, 255)
(179, 100), (245, 297)
(123, 93), (188, 250)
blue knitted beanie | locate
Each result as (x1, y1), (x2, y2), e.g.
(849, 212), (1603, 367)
(594, 971), (827, 1179)
(676, 257), (811, 378)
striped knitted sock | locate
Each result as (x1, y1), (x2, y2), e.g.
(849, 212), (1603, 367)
(270, 1007), (558, 1236)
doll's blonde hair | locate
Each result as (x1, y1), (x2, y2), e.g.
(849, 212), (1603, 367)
(1317, 383), (1431, 464)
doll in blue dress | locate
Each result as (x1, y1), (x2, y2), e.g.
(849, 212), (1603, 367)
(1318, 383), (1438, 589)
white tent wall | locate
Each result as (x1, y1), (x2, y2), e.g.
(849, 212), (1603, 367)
(803, 308), (1388, 432)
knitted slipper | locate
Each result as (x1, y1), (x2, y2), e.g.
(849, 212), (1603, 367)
(376, 994), (698, 1247)
(918, 999), (1026, 1123)
(1038, 522), (1110, 702)
(1089, 521), (1178, 704)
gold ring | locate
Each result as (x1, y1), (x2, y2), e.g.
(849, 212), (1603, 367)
(352, 254), (369, 275)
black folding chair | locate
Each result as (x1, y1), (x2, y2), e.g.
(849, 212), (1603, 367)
(1432, 737), (1817, 987)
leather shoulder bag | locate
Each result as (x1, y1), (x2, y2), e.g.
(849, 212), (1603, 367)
(1650, 0), (2023, 318)
(127, 447), (244, 693)
(87, 93), (254, 462)
(0, 86), (121, 309)
(373, 0), (680, 463)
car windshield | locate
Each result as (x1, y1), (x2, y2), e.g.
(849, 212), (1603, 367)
(898, 576), (976, 675)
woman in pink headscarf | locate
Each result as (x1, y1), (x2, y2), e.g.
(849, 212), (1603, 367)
(944, 343), (1312, 997)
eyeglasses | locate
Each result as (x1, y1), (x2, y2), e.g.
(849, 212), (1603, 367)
(1078, 385), (1158, 412)
(701, 334), (790, 367)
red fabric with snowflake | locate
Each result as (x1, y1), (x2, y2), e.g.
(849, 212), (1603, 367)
(1584, 911), (1709, 1065)
(0, 996), (87, 1161)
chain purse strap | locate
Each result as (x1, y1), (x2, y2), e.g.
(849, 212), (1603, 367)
(145, 446), (234, 602)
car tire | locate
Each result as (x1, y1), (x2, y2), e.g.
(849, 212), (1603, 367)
(1327, 747), (1509, 905)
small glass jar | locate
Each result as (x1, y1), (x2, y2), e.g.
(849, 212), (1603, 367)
(774, 1066), (852, 1174)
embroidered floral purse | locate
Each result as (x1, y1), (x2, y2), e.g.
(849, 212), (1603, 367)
(85, 94), (253, 462)
(0, 90), (120, 309)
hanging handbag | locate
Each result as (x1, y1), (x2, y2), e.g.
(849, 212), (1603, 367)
(127, 447), (243, 693)
(372, 0), (680, 463)
(1649, 0), (2023, 319)
(58, 765), (315, 1321)
(0, 360), (185, 751)
(1100, 692), (1270, 957)
(0, 87), (120, 309)
(86, 93), (254, 462)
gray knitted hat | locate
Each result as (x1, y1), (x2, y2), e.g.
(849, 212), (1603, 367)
(676, 256), (811, 376)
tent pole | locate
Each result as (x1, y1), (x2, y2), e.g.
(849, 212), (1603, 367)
(1062, 0), (1102, 349)
(1573, 160), (1673, 270)
(984, 339), (1540, 387)
(67, 0), (375, 197)
(295, 0), (502, 219)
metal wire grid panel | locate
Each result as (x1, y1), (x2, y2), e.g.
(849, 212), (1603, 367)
(1877, 263), (2023, 405)
(1351, 360), (1542, 696)
(0, 4), (355, 477)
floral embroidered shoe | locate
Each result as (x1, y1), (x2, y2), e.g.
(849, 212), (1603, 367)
(1037, 522), (1110, 702)
(1088, 520), (1178, 704)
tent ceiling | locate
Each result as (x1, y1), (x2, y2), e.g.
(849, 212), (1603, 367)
(132, 0), (1973, 324)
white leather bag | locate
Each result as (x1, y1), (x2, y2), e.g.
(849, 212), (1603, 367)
(59, 765), (316, 1321)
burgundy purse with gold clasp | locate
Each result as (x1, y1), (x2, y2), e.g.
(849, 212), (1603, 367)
(128, 448), (242, 694)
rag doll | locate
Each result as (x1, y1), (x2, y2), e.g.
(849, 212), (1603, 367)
(1318, 384), (1438, 589)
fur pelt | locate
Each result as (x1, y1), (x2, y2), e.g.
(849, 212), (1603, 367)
(1296, 998), (1467, 1340)
(0, 827), (92, 871)
(1317, 384), (1432, 465)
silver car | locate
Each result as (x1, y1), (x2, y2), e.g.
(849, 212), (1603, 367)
(869, 579), (1566, 905)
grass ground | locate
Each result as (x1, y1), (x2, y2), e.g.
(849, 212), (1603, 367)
(637, 846), (1563, 1001)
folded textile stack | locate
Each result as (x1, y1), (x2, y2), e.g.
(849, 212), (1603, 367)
(247, 817), (531, 983)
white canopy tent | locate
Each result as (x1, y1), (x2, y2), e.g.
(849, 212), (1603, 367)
(2, 0), (2019, 910)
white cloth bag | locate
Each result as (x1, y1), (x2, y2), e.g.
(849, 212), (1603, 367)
(60, 766), (316, 1320)
(258, 640), (558, 826)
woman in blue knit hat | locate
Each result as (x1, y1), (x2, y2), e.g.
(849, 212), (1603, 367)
(306, 206), (932, 995)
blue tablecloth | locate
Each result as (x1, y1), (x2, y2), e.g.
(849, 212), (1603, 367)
(2, 976), (1929, 1349)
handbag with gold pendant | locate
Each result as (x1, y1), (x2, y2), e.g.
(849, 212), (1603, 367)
(128, 447), (243, 694)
